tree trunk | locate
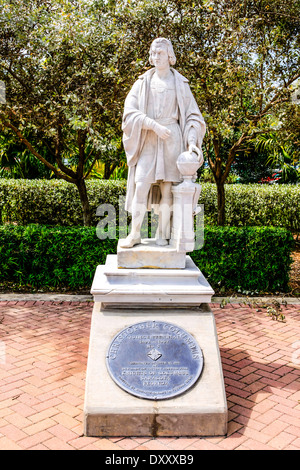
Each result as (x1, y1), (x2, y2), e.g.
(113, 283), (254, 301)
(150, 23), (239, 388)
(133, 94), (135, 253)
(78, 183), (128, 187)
(104, 162), (117, 180)
(216, 179), (226, 226)
(76, 178), (92, 226)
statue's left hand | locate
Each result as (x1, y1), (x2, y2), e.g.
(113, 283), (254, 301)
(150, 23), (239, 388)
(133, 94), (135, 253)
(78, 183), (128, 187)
(189, 144), (204, 166)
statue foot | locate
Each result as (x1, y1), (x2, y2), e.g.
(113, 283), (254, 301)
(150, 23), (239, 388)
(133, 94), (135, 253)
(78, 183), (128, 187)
(155, 238), (168, 247)
(119, 234), (141, 248)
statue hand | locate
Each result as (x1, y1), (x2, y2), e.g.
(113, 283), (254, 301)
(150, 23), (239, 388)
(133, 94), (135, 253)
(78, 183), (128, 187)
(189, 144), (204, 166)
(154, 123), (171, 140)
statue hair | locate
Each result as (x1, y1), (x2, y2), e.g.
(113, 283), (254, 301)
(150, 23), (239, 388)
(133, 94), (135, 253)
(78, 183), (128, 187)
(149, 38), (176, 66)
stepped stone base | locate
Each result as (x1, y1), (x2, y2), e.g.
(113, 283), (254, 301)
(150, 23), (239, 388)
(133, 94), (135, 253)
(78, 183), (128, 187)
(90, 254), (214, 307)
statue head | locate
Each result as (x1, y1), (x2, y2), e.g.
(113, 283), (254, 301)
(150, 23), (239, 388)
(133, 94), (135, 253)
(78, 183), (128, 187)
(149, 38), (176, 66)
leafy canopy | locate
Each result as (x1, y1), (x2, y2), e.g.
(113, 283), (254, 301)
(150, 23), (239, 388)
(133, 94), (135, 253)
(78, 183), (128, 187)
(0, 0), (299, 224)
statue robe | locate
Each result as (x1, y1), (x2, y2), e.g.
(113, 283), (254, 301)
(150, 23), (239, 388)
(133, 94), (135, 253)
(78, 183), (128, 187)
(122, 67), (206, 212)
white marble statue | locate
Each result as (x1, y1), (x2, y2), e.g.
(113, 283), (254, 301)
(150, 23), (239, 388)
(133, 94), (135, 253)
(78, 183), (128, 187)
(120, 37), (206, 248)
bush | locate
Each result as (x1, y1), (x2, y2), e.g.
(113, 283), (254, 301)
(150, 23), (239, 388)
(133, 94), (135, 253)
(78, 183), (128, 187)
(0, 224), (117, 290)
(0, 179), (127, 227)
(198, 183), (300, 233)
(0, 179), (299, 232)
(0, 224), (294, 293)
(192, 225), (294, 293)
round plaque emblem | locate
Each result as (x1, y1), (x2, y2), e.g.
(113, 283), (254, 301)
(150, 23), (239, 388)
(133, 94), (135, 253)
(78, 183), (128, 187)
(106, 321), (204, 400)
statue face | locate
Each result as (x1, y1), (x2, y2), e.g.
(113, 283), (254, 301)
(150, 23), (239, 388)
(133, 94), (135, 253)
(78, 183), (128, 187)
(150, 44), (170, 70)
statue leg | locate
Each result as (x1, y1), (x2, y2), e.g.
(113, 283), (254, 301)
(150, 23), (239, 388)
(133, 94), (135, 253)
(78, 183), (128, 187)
(155, 182), (172, 246)
(119, 182), (151, 248)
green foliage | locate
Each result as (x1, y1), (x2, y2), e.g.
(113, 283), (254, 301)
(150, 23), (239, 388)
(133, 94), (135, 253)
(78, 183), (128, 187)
(0, 178), (127, 226)
(0, 0), (130, 175)
(1, 0), (299, 224)
(0, 0), (131, 224)
(0, 224), (117, 290)
(232, 144), (273, 184)
(253, 133), (300, 183)
(199, 183), (300, 233)
(191, 226), (294, 293)
(0, 130), (55, 179)
(0, 179), (299, 233)
(199, 167), (240, 184)
(0, 224), (293, 292)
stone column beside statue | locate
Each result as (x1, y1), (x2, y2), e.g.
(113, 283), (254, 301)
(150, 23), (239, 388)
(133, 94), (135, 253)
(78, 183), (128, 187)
(84, 38), (227, 438)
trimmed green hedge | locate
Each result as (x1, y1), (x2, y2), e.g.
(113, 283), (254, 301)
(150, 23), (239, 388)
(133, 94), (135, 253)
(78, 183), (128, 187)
(0, 179), (127, 227)
(0, 224), (294, 293)
(201, 183), (300, 232)
(0, 224), (117, 289)
(192, 225), (294, 293)
(0, 179), (299, 232)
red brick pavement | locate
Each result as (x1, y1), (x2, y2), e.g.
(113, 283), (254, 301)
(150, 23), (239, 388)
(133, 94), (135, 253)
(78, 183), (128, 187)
(0, 299), (299, 450)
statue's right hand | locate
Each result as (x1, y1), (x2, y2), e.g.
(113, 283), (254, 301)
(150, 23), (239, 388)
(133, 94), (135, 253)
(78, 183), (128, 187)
(153, 123), (171, 140)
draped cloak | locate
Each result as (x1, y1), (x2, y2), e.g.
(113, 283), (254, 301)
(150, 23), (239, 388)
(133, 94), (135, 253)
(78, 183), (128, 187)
(122, 68), (206, 213)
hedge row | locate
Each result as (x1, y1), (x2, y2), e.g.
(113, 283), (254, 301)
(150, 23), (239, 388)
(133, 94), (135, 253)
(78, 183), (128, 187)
(0, 179), (299, 232)
(0, 179), (127, 227)
(192, 225), (294, 293)
(0, 224), (294, 293)
(201, 183), (300, 232)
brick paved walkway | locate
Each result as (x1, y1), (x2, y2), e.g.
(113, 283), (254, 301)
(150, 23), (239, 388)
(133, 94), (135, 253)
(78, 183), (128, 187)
(0, 299), (299, 450)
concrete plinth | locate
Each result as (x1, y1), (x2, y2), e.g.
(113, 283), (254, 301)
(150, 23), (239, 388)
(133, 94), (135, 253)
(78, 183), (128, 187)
(84, 302), (228, 437)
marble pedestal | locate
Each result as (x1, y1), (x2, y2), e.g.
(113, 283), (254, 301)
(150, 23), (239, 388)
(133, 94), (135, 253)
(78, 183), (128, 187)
(91, 254), (214, 308)
(117, 238), (186, 269)
(85, 253), (227, 437)
(84, 303), (228, 437)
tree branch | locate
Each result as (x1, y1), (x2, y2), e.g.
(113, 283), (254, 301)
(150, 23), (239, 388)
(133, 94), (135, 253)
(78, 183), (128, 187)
(0, 112), (76, 183)
(0, 62), (31, 92)
(251, 71), (300, 124)
(54, 125), (77, 180)
(83, 155), (99, 179)
(84, 146), (95, 165)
